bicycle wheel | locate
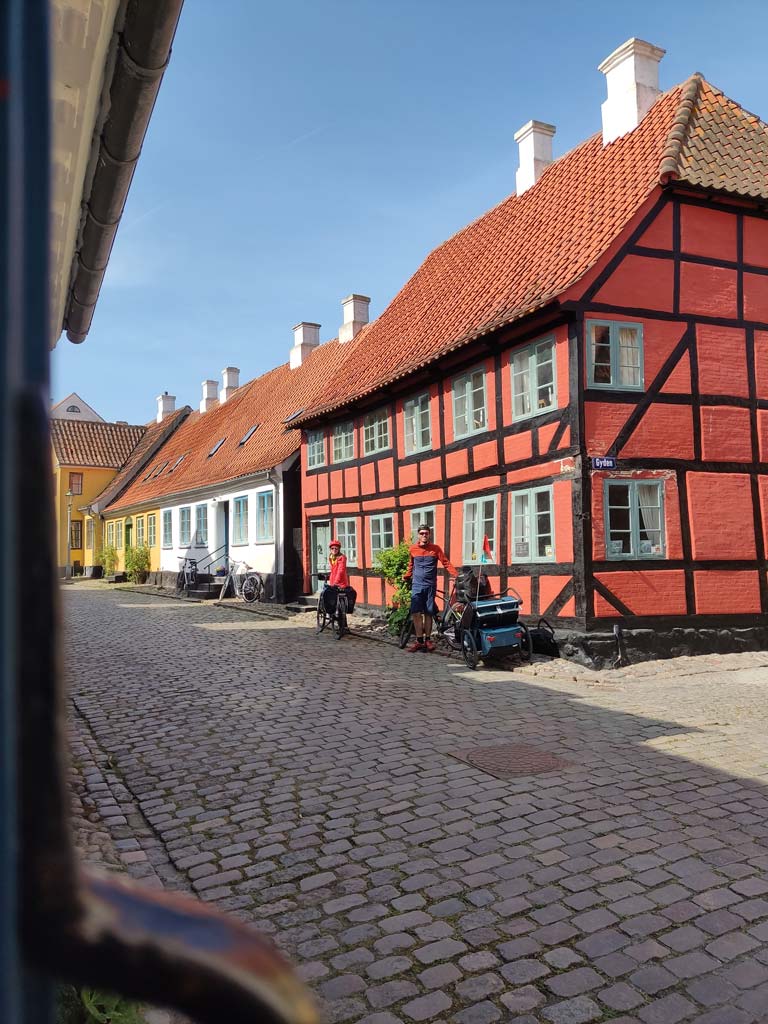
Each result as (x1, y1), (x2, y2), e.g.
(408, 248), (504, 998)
(462, 630), (480, 670)
(333, 600), (347, 640)
(175, 570), (185, 591)
(316, 602), (328, 633)
(242, 574), (260, 603)
(398, 614), (414, 649)
(518, 623), (532, 663)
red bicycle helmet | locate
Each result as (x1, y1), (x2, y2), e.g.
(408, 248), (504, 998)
(329, 538), (341, 547)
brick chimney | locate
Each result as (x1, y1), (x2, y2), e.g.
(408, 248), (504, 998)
(514, 120), (556, 196)
(339, 294), (370, 344)
(156, 392), (175, 423)
(290, 322), (321, 369)
(220, 367), (240, 404)
(200, 379), (217, 413)
(599, 38), (666, 145)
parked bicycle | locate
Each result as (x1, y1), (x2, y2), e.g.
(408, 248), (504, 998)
(176, 556), (198, 592)
(217, 558), (265, 604)
(315, 572), (349, 640)
(398, 582), (464, 650)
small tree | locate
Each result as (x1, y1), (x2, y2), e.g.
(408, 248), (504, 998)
(373, 540), (412, 634)
(95, 544), (118, 576)
(124, 543), (151, 583)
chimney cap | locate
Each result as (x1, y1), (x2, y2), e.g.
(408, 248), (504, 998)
(598, 37), (666, 76)
(513, 120), (556, 144)
(341, 294), (371, 304)
(292, 321), (321, 331)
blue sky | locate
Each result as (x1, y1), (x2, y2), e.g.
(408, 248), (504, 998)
(52, 0), (768, 425)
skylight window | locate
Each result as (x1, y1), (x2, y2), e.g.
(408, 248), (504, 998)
(238, 424), (260, 446)
(284, 408), (305, 424)
(143, 464), (156, 481)
(151, 461), (168, 478)
(168, 454), (186, 472)
(208, 438), (226, 458)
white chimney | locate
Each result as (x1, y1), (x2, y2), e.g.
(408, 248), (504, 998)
(156, 392), (175, 423)
(220, 366), (240, 404)
(200, 379), (218, 413)
(339, 294), (370, 344)
(514, 121), (556, 196)
(290, 322), (321, 369)
(599, 38), (666, 145)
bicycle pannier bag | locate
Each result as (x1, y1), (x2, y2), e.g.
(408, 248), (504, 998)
(344, 586), (357, 613)
(323, 586), (339, 614)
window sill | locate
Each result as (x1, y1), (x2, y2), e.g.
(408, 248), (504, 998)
(588, 382), (644, 392)
(454, 426), (489, 441)
(605, 554), (665, 561)
(363, 446), (392, 458)
(511, 405), (557, 424)
(254, 538), (274, 545)
(230, 542), (248, 548)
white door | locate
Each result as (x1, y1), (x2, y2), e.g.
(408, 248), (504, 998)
(310, 520), (331, 592)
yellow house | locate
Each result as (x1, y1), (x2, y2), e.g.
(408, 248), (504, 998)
(51, 416), (146, 576)
(101, 508), (162, 573)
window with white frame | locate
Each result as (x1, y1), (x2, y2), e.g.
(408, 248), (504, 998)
(115, 521), (123, 549)
(588, 320), (643, 390)
(333, 421), (355, 463)
(256, 491), (274, 542)
(162, 510), (172, 548)
(148, 514), (157, 548)
(307, 430), (325, 468)
(605, 479), (664, 558)
(233, 496), (249, 545)
(463, 497), (496, 563)
(136, 516), (145, 547)
(195, 504), (208, 546)
(363, 409), (390, 455)
(370, 514), (395, 561)
(409, 506), (436, 541)
(86, 518), (94, 550)
(512, 338), (556, 419)
(404, 393), (431, 454)
(107, 522), (114, 546)
(512, 486), (555, 562)
(179, 506), (192, 546)
(335, 518), (358, 565)
(453, 368), (487, 438)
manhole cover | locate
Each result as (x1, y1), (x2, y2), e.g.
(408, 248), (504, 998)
(452, 743), (570, 779)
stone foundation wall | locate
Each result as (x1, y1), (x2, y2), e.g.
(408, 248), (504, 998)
(559, 624), (768, 670)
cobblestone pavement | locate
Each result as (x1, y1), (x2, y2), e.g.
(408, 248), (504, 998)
(64, 585), (768, 1024)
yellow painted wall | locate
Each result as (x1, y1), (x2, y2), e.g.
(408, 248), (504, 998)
(54, 463), (116, 572)
(102, 508), (161, 572)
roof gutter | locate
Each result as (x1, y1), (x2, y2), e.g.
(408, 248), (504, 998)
(64, 0), (185, 343)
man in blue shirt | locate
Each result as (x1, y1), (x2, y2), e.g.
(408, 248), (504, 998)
(403, 525), (457, 652)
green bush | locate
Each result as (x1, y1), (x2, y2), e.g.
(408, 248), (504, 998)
(95, 544), (118, 576)
(124, 543), (151, 583)
(56, 986), (143, 1024)
(373, 539), (412, 634)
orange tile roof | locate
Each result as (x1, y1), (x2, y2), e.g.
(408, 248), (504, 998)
(105, 340), (347, 513)
(51, 418), (146, 469)
(299, 76), (768, 422)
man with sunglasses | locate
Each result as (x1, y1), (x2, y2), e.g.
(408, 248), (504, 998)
(403, 524), (457, 652)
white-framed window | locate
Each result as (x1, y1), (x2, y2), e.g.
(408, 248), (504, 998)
(512, 486), (555, 562)
(370, 514), (395, 561)
(107, 522), (114, 546)
(463, 496), (496, 563)
(453, 367), (487, 438)
(512, 338), (556, 419)
(363, 409), (390, 455)
(307, 430), (325, 468)
(335, 518), (358, 566)
(136, 516), (145, 547)
(179, 506), (192, 547)
(256, 491), (274, 542)
(333, 421), (355, 463)
(233, 496), (248, 545)
(195, 504), (208, 546)
(85, 518), (94, 550)
(409, 506), (436, 541)
(604, 479), (665, 559)
(588, 320), (643, 390)
(162, 510), (172, 548)
(115, 521), (123, 549)
(404, 393), (431, 455)
(148, 514), (157, 548)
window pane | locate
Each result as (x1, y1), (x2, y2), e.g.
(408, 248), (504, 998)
(618, 327), (641, 387)
(607, 483), (632, 554)
(637, 482), (662, 554)
(592, 324), (612, 384)
(454, 384), (468, 436)
(535, 342), (555, 409)
(513, 492), (530, 559)
(512, 351), (531, 418)
(535, 490), (553, 557)
(463, 501), (478, 561)
(471, 372), (486, 429)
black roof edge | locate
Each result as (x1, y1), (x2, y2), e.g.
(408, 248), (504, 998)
(64, 0), (185, 344)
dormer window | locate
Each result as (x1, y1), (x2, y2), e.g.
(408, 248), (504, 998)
(208, 438), (226, 458)
(238, 425), (259, 446)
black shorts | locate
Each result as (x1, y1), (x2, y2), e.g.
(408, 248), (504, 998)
(410, 586), (437, 616)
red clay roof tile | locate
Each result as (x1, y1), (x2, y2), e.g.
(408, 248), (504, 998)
(50, 418), (146, 469)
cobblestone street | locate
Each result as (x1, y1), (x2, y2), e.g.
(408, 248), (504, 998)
(65, 585), (768, 1024)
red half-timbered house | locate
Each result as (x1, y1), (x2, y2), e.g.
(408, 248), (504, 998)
(296, 40), (768, 644)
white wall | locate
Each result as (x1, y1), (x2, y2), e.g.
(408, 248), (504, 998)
(159, 481), (280, 576)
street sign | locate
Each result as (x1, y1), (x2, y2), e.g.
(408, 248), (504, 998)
(591, 456), (617, 470)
